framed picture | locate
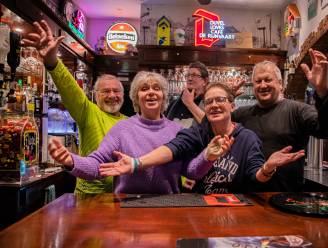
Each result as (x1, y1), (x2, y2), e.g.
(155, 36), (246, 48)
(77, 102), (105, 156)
(308, 0), (318, 20)
(321, 0), (328, 9)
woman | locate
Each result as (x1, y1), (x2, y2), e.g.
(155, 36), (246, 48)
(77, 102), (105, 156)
(100, 83), (304, 194)
(49, 72), (232, 194)
(186, 83), (290, 193)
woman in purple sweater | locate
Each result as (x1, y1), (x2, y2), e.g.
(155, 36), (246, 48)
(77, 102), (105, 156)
(48, 71), (232, 194)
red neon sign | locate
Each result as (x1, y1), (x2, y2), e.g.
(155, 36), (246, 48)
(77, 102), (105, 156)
(193, 8), (221, 47)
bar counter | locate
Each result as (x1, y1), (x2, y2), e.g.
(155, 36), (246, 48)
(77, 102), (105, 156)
(0, 193), (328, 247)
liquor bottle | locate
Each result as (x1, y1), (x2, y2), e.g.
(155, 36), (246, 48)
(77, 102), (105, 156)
(33, 83), (42, 115)
(7, 31), (21, 81)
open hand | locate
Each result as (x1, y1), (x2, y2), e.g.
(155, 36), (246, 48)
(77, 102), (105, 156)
(300, 49), (328, 98)
(99, 151), (133, 176)
(21, 20), (65, 68)
(225, 77), (246, 97)
(265, 146), (305, 171)
(48, 138), (73, 166)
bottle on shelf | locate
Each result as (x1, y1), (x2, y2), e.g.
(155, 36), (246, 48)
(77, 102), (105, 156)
(7, 31), (21, 81)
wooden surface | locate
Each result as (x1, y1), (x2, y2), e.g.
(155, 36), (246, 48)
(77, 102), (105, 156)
(0, 193), (328, 248)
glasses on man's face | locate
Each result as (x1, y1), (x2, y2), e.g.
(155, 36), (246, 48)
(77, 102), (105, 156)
(204, 96), (229, 106)
(186, 73), (202, 79)
(97, 88), (122, 96)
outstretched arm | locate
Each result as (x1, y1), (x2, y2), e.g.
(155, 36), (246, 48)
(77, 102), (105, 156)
(256, 146), (305, 182)
(100, 135), (234, 177)
(99, 145), (173, 176)
(48, 130), (120, 180)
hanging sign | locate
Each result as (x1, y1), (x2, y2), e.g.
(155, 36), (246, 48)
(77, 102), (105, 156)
(157, 16), (171, 45)
(193, 9), (235, 47)
(106, 22), (138, 54)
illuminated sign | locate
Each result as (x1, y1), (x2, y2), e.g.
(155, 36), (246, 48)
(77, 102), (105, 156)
(68, 9), (86, 39)
(106, 23), (138, 54)
(193, 9), (235, 47)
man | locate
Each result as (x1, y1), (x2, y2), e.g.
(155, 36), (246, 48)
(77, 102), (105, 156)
(231, 52), (328, 191)
(99, 49), (328, 192)
(165, 61), (208, 190)
(166, 61), (208, 128)
(22, 20), (127, 194)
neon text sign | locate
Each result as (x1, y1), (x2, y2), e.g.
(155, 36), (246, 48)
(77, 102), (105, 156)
(193, 9), (234, 47)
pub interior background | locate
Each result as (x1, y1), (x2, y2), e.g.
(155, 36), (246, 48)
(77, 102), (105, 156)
(0, 0), (327, 229)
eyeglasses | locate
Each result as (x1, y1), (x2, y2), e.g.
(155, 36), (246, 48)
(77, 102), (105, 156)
(186, 73), (202, 79)
(204, 96), (229, 106)
(96, 89), (122, 96)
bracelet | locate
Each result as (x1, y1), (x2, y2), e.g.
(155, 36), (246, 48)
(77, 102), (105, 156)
(131, 158), (142, 174)
(261, 164), (276, 178)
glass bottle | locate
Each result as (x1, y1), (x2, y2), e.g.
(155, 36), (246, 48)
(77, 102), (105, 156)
(7, 31), (21, 81)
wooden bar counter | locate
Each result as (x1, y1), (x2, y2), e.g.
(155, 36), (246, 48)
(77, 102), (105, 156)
(0, 193), (327, 247)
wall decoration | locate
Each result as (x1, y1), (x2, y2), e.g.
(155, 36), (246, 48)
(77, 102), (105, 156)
(193, 8), (234, 47)
(106, 23), (138, 54)
(308, 0), (318, 20)
(321, 0), (328, 9)
(174, 28), (186, 46)
(157, 16), (171, 45)
(284, 4), (301, 37)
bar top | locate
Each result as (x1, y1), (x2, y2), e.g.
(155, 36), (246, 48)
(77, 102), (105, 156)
(0, 193), (328, 247)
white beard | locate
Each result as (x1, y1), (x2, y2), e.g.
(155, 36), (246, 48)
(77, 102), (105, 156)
(100, 101), (123, 114)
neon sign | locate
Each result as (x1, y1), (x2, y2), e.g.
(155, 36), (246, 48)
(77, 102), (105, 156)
(68, 9), (85, 39)
(193, 9), (235, 47)
(106, 23), (138, 54)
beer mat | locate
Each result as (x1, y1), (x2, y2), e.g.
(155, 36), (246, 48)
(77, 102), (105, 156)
(176, 235), (313, 248)
(270, 192), (328, 217)
(203, 194), (253, 206)
(119, 194), (252, 208)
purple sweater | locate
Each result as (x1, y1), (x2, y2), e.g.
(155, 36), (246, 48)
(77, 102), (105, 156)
(71, 114), (213, 194)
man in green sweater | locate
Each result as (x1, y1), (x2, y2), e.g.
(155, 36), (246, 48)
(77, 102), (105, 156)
(22, 20), (127, 194)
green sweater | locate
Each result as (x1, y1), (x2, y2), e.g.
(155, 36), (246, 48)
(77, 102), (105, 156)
(49, 60), (127, 194)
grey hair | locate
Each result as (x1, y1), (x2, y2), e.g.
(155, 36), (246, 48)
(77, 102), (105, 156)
(94, 74), (123, 91)
(129, 71), (168, 114)
(252, 60), (282, 82)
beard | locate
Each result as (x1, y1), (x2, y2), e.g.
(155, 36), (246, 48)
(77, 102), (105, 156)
(99, 100), (123, 114)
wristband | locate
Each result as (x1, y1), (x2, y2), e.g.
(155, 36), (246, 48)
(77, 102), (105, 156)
(261, 164), (276, 178)
(131, 158), (142, 174)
